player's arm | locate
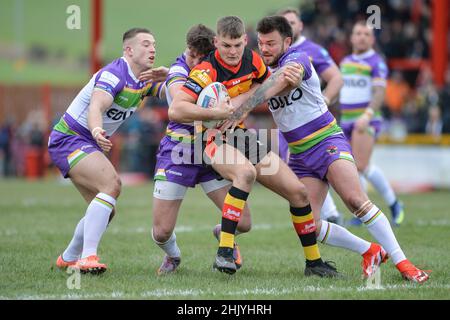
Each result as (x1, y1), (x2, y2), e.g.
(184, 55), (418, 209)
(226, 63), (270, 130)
(355, 85), (385, 132)
(138, 66), (169, 82)
(355, 59), (388, 131)
(169, 89), (233, 123)
(87, 89), (114, 152)
(230, 63), (304, 121)
(231, 83), (261, 108)
(320, 64), (343, 106)
(218, 83), (262, 132)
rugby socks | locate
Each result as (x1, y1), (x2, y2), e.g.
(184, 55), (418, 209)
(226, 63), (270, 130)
(219, 187), (248, 251)
(317, 220), (371, 254)
(81, 193), (116, 259)
(364, 165), (397, 206)
(62, 217), (85, 262)
(320, 191), (341, 221)
(152, 231), (181, 258)
(291, 205), (321, 262)
(359, 205), (406, 264)
(359, 174), (368, 193)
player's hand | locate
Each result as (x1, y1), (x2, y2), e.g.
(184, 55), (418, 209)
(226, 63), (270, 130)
(92, 128), (113, 152)
(219, 119), (240, 133)
(354, 114), (370, 133)
(138, 66), (169, 82)
(212, 97), (234, 120)
(220, 109), (248, 133)
(281, 64), (303, 87)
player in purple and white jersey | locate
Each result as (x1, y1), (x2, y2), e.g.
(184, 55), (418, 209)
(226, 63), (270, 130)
(277, 7), (345, 224)
(49, 28), (164, 274)
(230, 16), (428, 283)
(146, 24), (251, 275)
(339, 21), (405, 227)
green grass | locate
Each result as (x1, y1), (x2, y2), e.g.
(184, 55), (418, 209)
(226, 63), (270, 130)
(0, 0), (298, 84)
(0, 178), (449, 299)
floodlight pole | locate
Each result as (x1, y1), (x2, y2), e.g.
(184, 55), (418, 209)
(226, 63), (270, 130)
(91, 0), (103, 75)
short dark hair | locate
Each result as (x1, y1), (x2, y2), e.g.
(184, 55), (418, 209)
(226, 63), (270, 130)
(256, 16), (293, 40)
(186, 24), (216, 56)
(352, 20), (374, 34)
(217, 16), (245, 38)
(122, 27), (152, 42)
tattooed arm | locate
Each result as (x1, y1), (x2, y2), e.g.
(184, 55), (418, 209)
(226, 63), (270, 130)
(230, 63), (304, 121)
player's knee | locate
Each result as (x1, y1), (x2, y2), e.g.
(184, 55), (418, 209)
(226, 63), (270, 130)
(105, 175), (122, 198)
(356, 162), (368, 173)
(345, 194), (366, 213)
(287, 182), (309, 206)
(237, 220), (251, 233)
(235, 165), (256, 187)
(152, 226), (173, 243)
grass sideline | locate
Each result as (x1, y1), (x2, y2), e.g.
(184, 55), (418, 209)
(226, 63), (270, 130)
(0, 179), (449, 299)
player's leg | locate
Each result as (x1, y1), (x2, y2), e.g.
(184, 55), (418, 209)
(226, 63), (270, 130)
(300, 175), (385, 278)
(203, 181), (252, 233)
(209, 143), (256, 274)
(255, 151), (339, 277)
(277, 129), (289, 162)
(57, 181), (95, 267)
(202, 179), (250, 270)
(152, 180), (186, 275)
(67, 151), (121, 274)
(327, 158), (428, 283)
(352, 127), (404, 226)
(320, 190), (343, 225)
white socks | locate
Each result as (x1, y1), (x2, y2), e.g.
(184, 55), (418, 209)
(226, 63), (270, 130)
(81, 193), (116, 259)
(364, 165), (396, 206)
(317, 220), (371, 254)
(152, 230), (181, 258)
(62, 217), (85, 262)
(320, 191), (340, 220)
(359, 205), (406, 264)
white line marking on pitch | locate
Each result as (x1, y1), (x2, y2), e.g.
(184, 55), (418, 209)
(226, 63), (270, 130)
(3, 284), (449, 300)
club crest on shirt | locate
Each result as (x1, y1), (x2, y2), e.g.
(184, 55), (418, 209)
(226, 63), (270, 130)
(326, 145), (338, 155)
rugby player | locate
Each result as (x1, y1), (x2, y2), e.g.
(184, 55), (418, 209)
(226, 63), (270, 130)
(278, 7), (345, 224)
(171, 16), (346, 277)
(340, 21), (405, 227)
(149, 24), (251, 275)
(231, 15), (428, 282)
(49, 28), (164, 274)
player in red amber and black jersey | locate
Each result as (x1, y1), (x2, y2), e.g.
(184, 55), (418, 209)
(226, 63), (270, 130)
(170, 16), (340, 277)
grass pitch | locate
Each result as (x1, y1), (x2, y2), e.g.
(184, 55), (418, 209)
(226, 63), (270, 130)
(0, 178), (449, 299)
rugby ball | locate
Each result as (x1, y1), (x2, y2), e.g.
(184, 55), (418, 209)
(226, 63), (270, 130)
(196, 82), (230, 128)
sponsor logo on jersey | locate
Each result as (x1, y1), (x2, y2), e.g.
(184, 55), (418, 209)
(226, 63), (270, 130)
(81, 144), (94, 151)
(106, 108), (134, 121)
(268, 88), (303, 111)
(184, 79), (203, 94)
(98, 71), (120, 88)
(344, 78), (368, 87)
(167, 170), (183, 176)
(190, 69), (211, 87)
